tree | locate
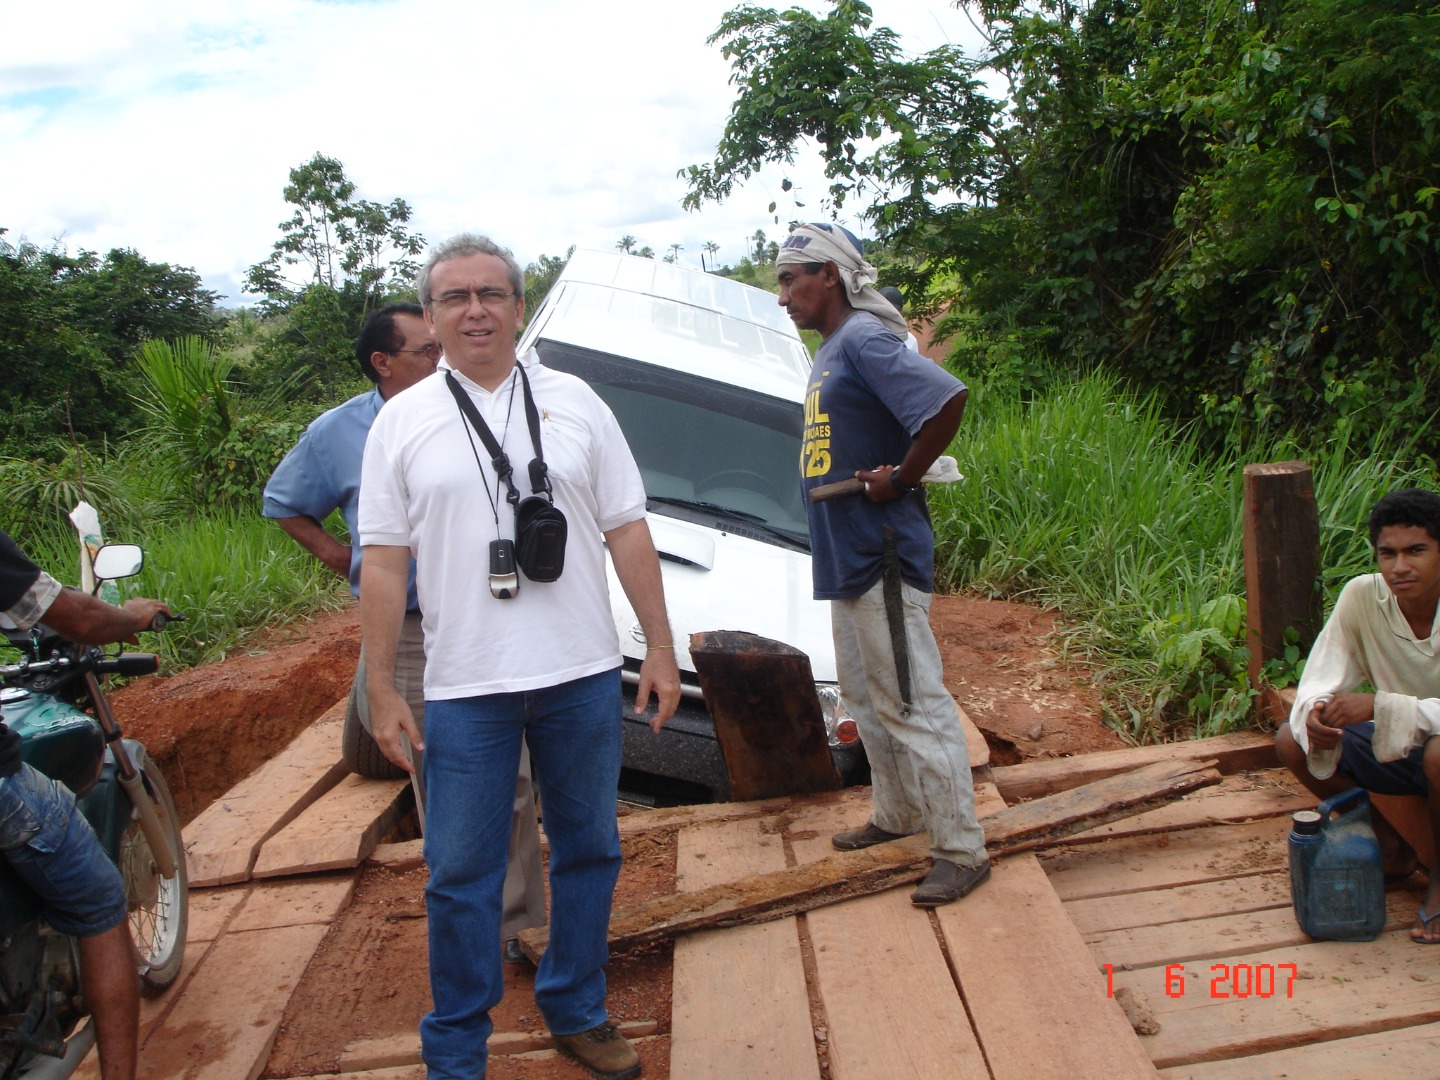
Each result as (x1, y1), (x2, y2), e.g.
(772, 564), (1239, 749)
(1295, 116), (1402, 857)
(244, 154), (425, 401)
(666, 242), (685, 264)
(245, 154), (423, 314)
(524, 247), (575, 317)
(702, 241), (721, 271)
(636, 246), (656, 259)
(615, 235), (638, 254)
(685, 0), (1440, 453)
(0, 234), (219, 453)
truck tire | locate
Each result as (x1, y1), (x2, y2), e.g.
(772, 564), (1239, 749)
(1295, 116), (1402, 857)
(341, 706), (408, 780)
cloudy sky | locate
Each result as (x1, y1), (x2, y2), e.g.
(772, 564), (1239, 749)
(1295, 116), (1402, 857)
(1, 0), (986, 305)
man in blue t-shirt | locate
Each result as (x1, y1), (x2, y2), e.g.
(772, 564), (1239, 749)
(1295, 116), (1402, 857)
(0, 529), (170, 1079)
(777, 223), (989, 906)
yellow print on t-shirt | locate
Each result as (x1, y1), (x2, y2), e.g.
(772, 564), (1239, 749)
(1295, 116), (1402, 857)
(802, 380), (831, 478)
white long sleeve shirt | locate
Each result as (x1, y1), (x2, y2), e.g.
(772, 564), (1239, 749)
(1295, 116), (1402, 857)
(1289, 573), (1440, 778)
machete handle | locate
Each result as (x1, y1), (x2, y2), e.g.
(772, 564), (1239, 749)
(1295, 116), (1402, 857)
(808, 477), (868, 502)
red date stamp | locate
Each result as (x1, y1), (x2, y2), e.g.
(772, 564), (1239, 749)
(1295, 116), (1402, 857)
(1105, 962), (1299, 999)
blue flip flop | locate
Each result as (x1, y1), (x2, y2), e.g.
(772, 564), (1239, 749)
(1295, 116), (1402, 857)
(1411, 907), (1440, 944)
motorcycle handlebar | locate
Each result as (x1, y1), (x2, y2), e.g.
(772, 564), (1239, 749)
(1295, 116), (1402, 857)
(0, 614), (179, 681)
(149, 611), (186, 632)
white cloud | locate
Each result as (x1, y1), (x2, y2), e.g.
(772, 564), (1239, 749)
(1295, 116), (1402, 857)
(0, 0), (985, 304)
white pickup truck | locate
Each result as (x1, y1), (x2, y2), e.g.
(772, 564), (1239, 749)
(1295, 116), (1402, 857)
(517, 249), (866, 803)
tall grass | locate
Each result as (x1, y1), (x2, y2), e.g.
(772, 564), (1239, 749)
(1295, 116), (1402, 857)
(932, 371), (1437, 741)
(8, 510), (347, 671)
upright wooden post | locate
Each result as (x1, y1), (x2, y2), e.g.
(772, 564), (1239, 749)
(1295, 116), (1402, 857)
(1243, 461), (1322, 703)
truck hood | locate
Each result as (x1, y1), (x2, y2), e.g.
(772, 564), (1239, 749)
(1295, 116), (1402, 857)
(606, 513), (833, 683)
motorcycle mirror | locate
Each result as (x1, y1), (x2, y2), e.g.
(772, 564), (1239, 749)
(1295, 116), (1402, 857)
(91, 544), (144, 583)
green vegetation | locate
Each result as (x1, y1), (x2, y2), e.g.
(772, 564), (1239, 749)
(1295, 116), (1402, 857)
(0, 233), (220, 455)
(17, 510), (345, 671)
(685, 0), (1440, 458)
(933, 371), (1433, 741)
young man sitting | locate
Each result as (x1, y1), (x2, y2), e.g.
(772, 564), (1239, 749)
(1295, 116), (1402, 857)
(1276, 487), (1440, 943)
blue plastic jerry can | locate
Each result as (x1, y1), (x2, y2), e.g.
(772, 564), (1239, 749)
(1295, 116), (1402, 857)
(1288, 787), (1387, 942)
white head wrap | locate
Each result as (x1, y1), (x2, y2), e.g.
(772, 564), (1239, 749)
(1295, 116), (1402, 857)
(775, 223), (908, 338)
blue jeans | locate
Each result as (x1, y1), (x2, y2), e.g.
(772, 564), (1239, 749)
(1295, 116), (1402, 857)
(420, 669), (623, 1079)
(0, 762), (127, 937)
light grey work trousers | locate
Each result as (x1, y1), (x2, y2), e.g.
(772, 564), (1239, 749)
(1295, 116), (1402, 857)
(831, 576), (987, 866)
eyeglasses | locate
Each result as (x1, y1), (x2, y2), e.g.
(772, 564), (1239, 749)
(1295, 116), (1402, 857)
(392, 344), (442, 361)
(428, 287), (515, 312)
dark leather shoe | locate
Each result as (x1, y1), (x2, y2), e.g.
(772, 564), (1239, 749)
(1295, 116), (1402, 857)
(910, 858), (991, 906)
(832, 821), (916, 851)
(503, 937), (528, 965)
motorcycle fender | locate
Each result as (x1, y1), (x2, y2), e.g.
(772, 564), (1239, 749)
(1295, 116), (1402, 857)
(75, 739), (145, 855)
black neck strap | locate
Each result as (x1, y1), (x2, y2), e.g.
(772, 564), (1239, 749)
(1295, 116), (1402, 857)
(445, 364), (552, 507)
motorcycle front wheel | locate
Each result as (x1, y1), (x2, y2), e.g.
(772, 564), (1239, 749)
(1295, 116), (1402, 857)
(119, 748), (188, 993)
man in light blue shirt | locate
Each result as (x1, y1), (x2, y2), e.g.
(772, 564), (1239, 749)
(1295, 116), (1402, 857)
(263, 303), (546, 955)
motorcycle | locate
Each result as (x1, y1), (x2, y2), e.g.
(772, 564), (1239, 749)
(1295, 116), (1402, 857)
(0, 544), (187, 1079)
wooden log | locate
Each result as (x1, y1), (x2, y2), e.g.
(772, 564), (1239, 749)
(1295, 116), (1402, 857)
(1243, 461), (1322, 690)
(992, 731), (1274, 803)
(517, 758), (1221, 959)
(690, 630), (842, 802)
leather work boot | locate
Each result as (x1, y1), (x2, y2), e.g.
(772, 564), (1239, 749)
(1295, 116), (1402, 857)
(551, 1021), (641, 1080)
(911, 858), (991, 906)
(831, 821), (916, 851)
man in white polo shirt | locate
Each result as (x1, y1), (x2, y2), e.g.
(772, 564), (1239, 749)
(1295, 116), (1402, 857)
(359, 233), (678, 1080)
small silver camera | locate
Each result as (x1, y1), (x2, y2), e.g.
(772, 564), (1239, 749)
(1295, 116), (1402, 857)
(489, 539), (519, 600)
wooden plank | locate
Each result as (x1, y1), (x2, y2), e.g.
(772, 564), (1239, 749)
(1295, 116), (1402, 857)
(336, 1021), (660, 1071)
(184, 701), (349, 887)
(1041, 818), (1287, 903)
(75, 940), (217, 1080)
(1114, 931), (1440, 1068)
(335, 1036), (665, 1079)
(992, 732), (1274, 803)
(187, 886), (249, 943)
(1063, 772), (1310, 845)
(251, 774), (409, 878)
(942, 854), (1159, 1079)
(690, 630), (842, 801)
(133, 922), (328, 1080)
(670, 817), (820, 1080)
(228, 874), (358, 931)
(1157, 1019), (1440, 1079)
(789, 802), (989, 1080)
(519, 758), (1218, 958)
(1066, 869), (1293, 935)
(1084, 884), (1423, 972)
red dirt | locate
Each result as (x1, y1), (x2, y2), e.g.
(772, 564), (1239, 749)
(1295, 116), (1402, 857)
(110, 594), (1123, 1078)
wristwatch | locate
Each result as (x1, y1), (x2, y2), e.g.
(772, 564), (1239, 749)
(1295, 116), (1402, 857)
(889, 470), (915, 496)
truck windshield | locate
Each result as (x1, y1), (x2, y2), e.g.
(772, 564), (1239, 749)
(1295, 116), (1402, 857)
(535, 340), (809, 547)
